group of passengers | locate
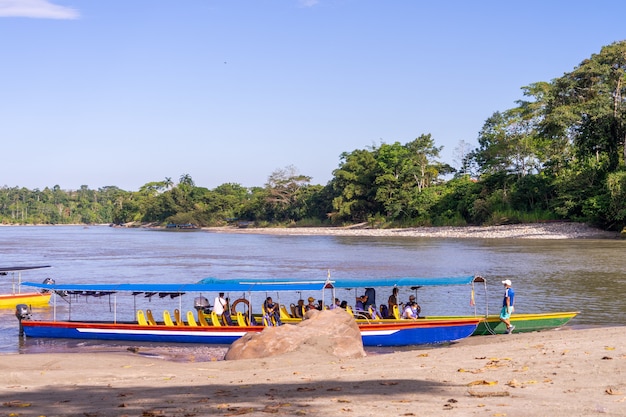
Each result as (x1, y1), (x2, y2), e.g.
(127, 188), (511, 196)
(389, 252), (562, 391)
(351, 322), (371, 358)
(387, 287), (421, 319)
(208, 286), (422, 327)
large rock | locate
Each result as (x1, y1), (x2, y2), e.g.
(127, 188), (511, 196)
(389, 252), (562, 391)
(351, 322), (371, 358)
(224, 308), (366, 360)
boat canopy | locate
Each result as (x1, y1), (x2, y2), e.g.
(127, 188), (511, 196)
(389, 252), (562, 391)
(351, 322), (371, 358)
(0, 265), (51, 274)
(21, 279), (331, 295)
(325, 275), (477, 288)
(209, 275), (478, 288)
(22, 275), (478, 296)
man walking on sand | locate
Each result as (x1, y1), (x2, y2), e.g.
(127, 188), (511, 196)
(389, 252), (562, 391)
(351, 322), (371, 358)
(500, 279), (515, 334)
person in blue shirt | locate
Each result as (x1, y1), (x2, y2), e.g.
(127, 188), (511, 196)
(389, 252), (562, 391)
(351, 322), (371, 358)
(500, 279), (515, 333)
(355, 295), (367, 312)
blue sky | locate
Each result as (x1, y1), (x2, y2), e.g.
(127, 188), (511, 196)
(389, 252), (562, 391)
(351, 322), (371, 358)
(1, 0), (625, 191)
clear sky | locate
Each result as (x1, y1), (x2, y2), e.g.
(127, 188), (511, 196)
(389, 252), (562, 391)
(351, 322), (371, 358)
(1, 0), (625, 191)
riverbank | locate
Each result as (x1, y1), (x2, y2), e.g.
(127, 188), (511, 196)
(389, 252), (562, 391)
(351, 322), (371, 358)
(207, 221), (621, 239)
(1, 326), (623, 416)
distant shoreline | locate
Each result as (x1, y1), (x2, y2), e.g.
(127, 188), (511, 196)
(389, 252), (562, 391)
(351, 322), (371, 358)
(1, 222), (621, 239)
(205, 222), (621, 240)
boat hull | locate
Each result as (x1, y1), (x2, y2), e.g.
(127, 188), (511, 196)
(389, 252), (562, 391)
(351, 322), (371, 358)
(0, 292), (51, 309)
(425, 312), (579, 335)
(20, 318), (480, 347)
(358, 319), (479, 346)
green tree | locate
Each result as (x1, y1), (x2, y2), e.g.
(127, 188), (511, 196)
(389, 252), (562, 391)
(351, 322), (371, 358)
(331, 148), (381, 222)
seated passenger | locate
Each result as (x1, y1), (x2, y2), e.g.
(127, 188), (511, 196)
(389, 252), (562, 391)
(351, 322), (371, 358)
(355, 295), (368, 312)
(402, 301), (421, 319)
(305, 296), (317, 312)
(263, 296), (282, 326)
(294, 299), (305, 318)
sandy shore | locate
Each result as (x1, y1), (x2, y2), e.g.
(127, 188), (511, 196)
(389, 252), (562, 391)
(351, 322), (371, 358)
(206, 222), (621, 240)
(1, 326), (624, 416)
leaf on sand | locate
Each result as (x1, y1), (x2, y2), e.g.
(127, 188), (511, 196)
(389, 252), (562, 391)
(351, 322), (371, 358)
(506, 380), (520, 388)
(262, 404), (291, 413)
(224, 407), (255, 415)
(604, 346), (616, 351)
(467, 390), (510, 398)
(605, 388), (623, 395)
(3, 401), (31, 407)
(467, 380), (498, 386)
(142, 410), (164, 416)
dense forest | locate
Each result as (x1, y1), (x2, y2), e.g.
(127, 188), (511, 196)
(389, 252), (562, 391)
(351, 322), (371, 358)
(3, 42), (626, 232)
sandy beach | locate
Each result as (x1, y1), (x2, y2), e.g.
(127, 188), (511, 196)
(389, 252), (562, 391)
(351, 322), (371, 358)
(1, 326), (624, 416)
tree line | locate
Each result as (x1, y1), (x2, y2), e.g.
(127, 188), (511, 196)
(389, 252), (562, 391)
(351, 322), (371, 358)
(2, 41), (626, 231)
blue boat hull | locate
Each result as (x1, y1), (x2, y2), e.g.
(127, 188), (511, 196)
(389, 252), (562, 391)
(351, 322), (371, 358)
(360, 322), (478, 346)
(21, 319), (479, 347)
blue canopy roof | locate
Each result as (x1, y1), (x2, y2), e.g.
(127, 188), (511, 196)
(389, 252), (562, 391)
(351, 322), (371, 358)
(329, 275), (477, 288)
(202, 275), (477, 288)
(22, 275), (477, 294)
(21, 279), (330, 294)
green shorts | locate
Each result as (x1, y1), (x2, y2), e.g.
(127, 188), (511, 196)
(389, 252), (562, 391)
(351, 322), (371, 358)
(500, 306), (514, 320)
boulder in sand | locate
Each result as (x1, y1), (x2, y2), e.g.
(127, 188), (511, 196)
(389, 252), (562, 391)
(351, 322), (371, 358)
(224, 308), (365, 360)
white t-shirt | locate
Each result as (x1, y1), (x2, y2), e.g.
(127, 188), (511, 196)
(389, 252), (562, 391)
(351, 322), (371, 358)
(213, 296), (226, 315)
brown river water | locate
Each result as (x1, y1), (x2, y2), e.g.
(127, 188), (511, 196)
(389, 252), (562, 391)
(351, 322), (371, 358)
(1, 226), (624, 358)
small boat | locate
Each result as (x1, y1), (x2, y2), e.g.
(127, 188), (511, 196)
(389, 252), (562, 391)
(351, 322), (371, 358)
(0, 265), (53, 309)
(16, 279), (480, 347)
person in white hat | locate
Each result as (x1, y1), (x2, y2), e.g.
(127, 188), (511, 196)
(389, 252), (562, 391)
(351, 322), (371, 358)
(500, 279), (515, 333)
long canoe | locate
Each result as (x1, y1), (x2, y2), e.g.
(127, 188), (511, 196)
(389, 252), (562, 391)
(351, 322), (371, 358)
(18, 279), (480, 347)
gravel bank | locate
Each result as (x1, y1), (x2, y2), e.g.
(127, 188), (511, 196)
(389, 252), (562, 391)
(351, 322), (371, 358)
(208, 222), (620, 239)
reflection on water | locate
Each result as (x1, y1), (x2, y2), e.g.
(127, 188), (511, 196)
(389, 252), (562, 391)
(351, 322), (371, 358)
(1, 226), (625, 358)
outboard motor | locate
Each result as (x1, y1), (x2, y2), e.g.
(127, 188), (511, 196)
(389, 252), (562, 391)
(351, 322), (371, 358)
(15, 304), (31, 336)
(194, 296), (211, 313)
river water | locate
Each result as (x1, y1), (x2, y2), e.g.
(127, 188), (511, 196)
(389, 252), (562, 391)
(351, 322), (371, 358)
(1, 226), (625, 357)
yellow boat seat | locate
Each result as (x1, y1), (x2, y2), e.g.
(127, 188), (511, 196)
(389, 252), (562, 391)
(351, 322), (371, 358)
(368, 305), (379, 319)
(146, 309), (157, 326)
(236, 311), (248, 326)
(210, 311), (223, 326)
(137, 309), (149, 326)
(186, 310), (198, 326)
(163, 310), (175, 326)
(346, 305), (354, 316)
(392, 305), (401, 320)
(279, 304), (291, 320)
(174, 309), (184, 326)
(197, 310), (210, 326)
